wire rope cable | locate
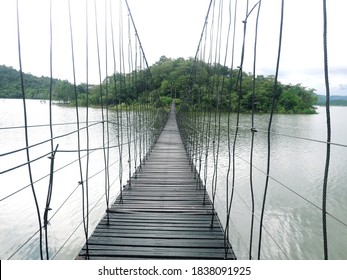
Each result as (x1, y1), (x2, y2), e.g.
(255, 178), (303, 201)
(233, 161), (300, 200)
(257, 0), (284, 260)
(322, 0), (331, 260)
(248, 0), (261, 261)
(225, 0), (238, 258)
(16, 0), (43, 260)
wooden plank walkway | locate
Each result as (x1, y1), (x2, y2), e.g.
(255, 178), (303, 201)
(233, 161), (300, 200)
(77, 105), (236, 260)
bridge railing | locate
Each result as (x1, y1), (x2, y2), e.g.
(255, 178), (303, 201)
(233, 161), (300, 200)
(176, 0), (347, 260)
(0, 0), (169, 260)
(0, 103), (167, 260)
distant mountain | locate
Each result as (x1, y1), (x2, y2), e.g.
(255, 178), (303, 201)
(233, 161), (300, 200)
(316, 94), (347, 106)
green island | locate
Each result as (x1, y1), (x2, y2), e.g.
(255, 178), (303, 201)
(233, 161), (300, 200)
(0, 57), (321, 114)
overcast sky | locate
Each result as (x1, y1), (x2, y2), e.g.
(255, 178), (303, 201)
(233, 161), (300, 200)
(0, 0), (346, 96)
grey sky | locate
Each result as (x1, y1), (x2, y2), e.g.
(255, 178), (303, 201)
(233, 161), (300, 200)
(0, 0), (346, 96)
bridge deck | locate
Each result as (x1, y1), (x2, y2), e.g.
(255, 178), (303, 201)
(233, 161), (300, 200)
(77, 105), (236, 259)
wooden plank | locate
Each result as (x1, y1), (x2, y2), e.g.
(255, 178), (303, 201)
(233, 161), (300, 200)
(92, 230), (225, 239)
(80, 247), (233, 259)
(87, 237), (226, 248)
(94, 225), (223, 233)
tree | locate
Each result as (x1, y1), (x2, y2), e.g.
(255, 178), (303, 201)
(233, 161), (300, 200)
(0, 59), (318, 113)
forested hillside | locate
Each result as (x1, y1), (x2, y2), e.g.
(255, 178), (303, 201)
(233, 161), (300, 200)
(1, 58), (318, 113)
(0, 65), (85, 102)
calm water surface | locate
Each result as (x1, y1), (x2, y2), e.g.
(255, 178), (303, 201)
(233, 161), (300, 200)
(0, 99), (346, 259)
(0, 99), (134, 260)
(207, 106), (347, 259)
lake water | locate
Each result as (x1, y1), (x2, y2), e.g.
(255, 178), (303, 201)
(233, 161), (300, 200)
(197, 105), (347, 260)
(0, 98), (161, 260)
(0, 99), (346, 260)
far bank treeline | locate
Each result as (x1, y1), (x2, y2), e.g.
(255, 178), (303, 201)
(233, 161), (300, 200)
(0, 58), (317, 113)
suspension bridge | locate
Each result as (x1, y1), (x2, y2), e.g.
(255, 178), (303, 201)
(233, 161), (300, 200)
(77, 103), (235, 259)
(1, 0), (345, 261)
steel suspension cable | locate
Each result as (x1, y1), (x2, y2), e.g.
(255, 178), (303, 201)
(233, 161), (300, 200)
(93, 0), (110, 222)
(322, 0), (331, 260)
(109, 0), (121, 203)
(16, 0), (43, 260)
(211, 0), (229, 230)
(43, 0), (58, 260)
(68, 2), (86, 256)
(215, 0), (234, 257)
(180, 117), (347, 148)
(225, 0), (238, 258)
(187, 0), (213, 184)
(117, 0), (125, 203)
(103, 0), (111, 225)
(138, 51), (145, 168)
(51, 160), (128, 259)
(133, 37), (138, 177)
(227, 0), (250, 241)
(0, 133), (111, 202)
(81, 0), (90, 259)
(257, 0), (284, 260)
(0, 121), (102, 160)
(248, 0), (261, 260)
(67, 0), (93, 258)
(36, 147), (133, 259)
(126, 12), (133, 189)
(199, 8), (210, 198)
(232, 151), (347, 229)
(201, 0), (216, 206)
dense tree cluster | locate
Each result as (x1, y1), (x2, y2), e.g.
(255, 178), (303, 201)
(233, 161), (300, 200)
(0, 65), (84, 102)
(150, 56), (318, 113)
(0, 58), (319, 113)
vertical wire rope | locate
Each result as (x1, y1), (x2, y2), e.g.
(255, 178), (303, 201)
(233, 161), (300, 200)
(126, 12), (133, 189)
(133, 37), (139, 177)
(197, 57), (207, 191)
(191, 0), (214, 68)
(141, 53), (147, 165)
(119, 0), (130, 182)
(188, 1), (214, 189)
(202, 0), (216, 206)
(124, 0), (160, 154)
(118, 0), (125, 202)
(201, 18), (210, 204)
(109, 0), (123, 204)
(93, 0), (109, 221)
(211, 0), (225, 228)
(257, 0), (284, 260)
(82, 0), (90, 259)
(248, 0), (261, 260)
(209, 0), (217, 215)
(214, 0), (233, 257)
(225, 0), (264, 260)
(142, 55), (148, 165)
(43, 0), (58, 259)
(104, 0), (111, 223)
(196, 54), (206, 190)
(322, 0), (331, 260)
(225, 0), (238, 258)
(138, 49), (144, 170)
(68, 1), (86, 241)
(228, 0), (250, 230)
(16, 0), (43, 260)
